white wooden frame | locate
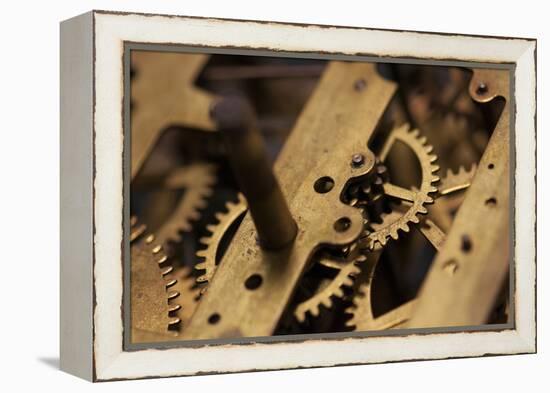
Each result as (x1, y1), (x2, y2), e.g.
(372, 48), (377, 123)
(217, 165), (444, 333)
(60, 10), (536, 381)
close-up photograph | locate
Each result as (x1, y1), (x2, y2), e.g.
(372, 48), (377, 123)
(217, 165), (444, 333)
(0, 1), (545, 392)
(127, 50), (511, 344)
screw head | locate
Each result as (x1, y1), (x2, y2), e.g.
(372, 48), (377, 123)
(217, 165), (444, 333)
(476, 82), (488, 95)
(351, 153), (365, 167)
(354, 79), (367, 92)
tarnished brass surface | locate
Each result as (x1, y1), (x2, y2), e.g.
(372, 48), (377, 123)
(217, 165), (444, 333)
(183, 62), (396, 339)
(128, 52), (511, 343)
(407, 69), (510, 328)
(130, 220), (178, 341)
(131, 52), (218, 179)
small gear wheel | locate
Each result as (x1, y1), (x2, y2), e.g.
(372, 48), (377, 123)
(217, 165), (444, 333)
(346, 161), (388, 207)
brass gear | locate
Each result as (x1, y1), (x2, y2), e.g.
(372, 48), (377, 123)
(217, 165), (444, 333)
(195, 194), (247, 286)
(347, 162), (388, 207)
(347, 164), (475, 331)
(294, 255), (364, 323)
(361, 123), (440, 250)
(130, 218), (182, 341)
(131, 164), (214, 335)
(346, 218), (445, 331)
(295, 124), (439, 325)
(164, 266), (202, 335)
(154, 163), (217, 253)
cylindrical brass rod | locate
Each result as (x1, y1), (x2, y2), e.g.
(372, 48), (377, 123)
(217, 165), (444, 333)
(211, 96), (297, 250)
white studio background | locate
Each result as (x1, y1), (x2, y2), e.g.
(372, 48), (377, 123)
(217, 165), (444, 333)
(0, 0), (545, 391)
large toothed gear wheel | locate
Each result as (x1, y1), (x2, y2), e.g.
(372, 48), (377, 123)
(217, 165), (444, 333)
(195, 194), (247, 286)
(294, 254), (364, 323)
(347, 165), (476, 331)
(130, 218), (182, 340)
(346, 217), (445, 331)
(362, 123), (440, 250)
(155, 163), (217, 253)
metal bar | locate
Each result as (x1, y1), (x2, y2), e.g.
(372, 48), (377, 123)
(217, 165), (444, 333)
(408, 69), (510, 328)
(212, 96), (297, 250)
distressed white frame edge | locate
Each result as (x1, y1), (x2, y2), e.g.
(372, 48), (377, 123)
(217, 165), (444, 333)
(60, 11), (94, 381)
(83, 11), (535, 381)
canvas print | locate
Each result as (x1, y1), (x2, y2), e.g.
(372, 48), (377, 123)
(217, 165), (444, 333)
(128, 50), (511, 344)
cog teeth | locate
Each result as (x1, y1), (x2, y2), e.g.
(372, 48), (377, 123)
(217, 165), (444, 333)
(156, 255), (168, 265)
(165, 279), (177, 288)
(410, 215), (421, 223)
(418, 206), (428, 214)
(160, 266), (173, 276)
(205, 224), (217, 233)
(356, 254), (367, 263)
(196, 248), (208, 258)
(425, 196), (434, 204)
(168, 318), (181, 327)
(196, 199), (208, 209)
(130, 216), (138, 227)
(430, 155), (438, 163)
(342, 278), (353, 288)
(167, 290), (180, 300)
(130, 223), (147, 242)
(335, 288), (346, 299)
(432, 164), (440, 172)
(168, 304), (182, 313)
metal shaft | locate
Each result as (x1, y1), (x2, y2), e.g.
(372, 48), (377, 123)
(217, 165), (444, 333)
(211, 96), (297, 250)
